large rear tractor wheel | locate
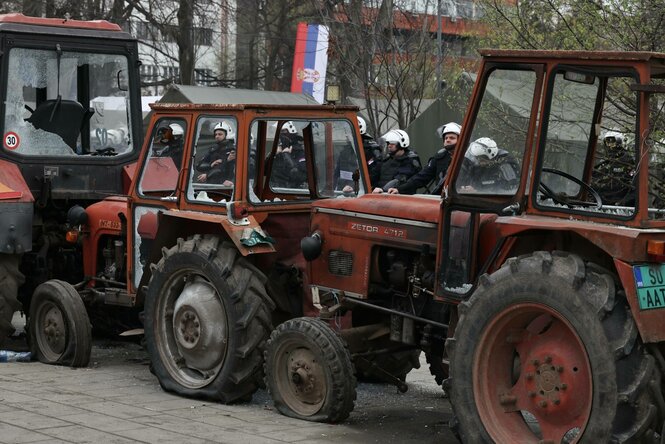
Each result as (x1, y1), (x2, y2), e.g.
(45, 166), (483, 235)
(447, 251), (664, 443)
(145, 235), (274, 403)
(29, 280), (91, 367)
(264, 317), (356, 423)
(0, 254), (25, 346)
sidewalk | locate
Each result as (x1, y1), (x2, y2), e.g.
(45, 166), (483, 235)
(0, 337), (458, 444)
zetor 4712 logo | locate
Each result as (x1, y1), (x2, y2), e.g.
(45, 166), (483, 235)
(348, 221), (406, 239)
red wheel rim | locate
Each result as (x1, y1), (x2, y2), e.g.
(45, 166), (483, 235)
(473, 302), (592, 443)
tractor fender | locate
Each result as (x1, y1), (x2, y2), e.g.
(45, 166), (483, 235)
(136, 209), (276, 304)
(158, 209), (276, 257)
(0, 160), (34, 254)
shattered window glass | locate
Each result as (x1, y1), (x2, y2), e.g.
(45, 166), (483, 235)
(3, 47), (133, 157)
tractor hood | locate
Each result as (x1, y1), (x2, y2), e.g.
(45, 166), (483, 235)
(313, 194), (441, 224)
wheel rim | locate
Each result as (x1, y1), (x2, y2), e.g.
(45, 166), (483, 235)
(34, 301), (67, 361)
(155, 271), (228, 389)
(274, 339), (326, 416)
(474, 302), (592, 443)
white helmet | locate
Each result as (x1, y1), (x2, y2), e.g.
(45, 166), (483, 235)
(281, 121), (297, 134)
(468, 137), (498, 159)
(383, 129), (410, 148)
(603, 130), (624, 148)
(169, 123), (184, 137)
(436, 122), (461, 139)
(357, 116), (367, 135)
(213, 121), (234, 138)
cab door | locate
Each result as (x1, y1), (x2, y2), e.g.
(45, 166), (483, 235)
(127, 115), (192, 293)
(436, 62), (544, 301)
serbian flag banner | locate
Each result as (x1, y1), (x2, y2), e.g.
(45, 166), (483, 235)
(291, 23), (329, 104)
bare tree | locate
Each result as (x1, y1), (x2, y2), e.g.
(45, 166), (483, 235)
(478, 0), (665, 52)
(316, 0), (450, 135)
(234, 0), (318, 91)
(235, 0), (261, 89)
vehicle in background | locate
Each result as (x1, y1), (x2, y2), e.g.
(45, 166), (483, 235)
(0, 13), (142, 366)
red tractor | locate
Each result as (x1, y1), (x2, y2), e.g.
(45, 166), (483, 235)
(286, 50), (665, 441)
(0, 14), (143, 364)
(66, 103), (372, 403)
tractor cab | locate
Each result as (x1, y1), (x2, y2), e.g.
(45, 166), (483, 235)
(0, 14), (142, 202)
(438, 50), (665, 300)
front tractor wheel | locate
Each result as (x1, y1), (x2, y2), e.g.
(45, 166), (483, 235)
(447, 251), (663, 443)
(144, 235), (274, 403)
(29, 280), (91, 367)
(264, 317), (356, 423)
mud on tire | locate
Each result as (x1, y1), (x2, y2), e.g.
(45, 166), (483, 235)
(447, 251), (664, 443)
(145, 235), (274, 403)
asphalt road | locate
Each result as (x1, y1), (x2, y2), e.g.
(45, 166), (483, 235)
(0, 334), (459, 444)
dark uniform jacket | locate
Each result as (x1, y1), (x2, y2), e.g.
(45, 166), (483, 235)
(196, 139), (236, 183)
(272, 134), (307, 188)
(334, 145), (360, 191)
(362, 135), (382, 188)
(376, 148), (422, 191)
(398, 147), (453, 195)
(458, 149), (520, 192)
(592, 151), (635, 205)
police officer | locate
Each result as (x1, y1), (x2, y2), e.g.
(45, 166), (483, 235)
(357, 116), (382, 187)
(334, 116), (382, 194)
(153, 123), (185, 166)
(372, 129), (422, 193)
(592, 130), (635, 205)
(196, 121), (236, 186)
(458, 137), (520, 193)
(388, 122), (461, 195)
(272, 121), (308, 188)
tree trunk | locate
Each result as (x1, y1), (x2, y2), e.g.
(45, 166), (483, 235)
(235, 0), (260, 88)
(177, 0), (195, 85)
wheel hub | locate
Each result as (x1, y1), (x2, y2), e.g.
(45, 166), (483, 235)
(290, 361), (315, 393)
(41, 305), (66, 354)
(525, 356), (567, 408)
(172, 277), (227, 371)
(286, 349), (325, 405)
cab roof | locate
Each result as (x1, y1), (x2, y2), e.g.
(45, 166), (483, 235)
(0, 13), (134, 40)
(149, 102), (359, 113)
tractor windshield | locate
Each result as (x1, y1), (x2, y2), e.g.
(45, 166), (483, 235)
(244, 118), (367, 203)
(536, 69), (638, 218)
(2, 46), (133, 157)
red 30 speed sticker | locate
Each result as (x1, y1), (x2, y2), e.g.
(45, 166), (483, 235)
(3, 132), (20, 150)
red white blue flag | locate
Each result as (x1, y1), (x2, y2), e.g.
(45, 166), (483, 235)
(291, 23), (329, 104)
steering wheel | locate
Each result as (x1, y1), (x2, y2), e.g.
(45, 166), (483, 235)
(539, 167), (603, 209)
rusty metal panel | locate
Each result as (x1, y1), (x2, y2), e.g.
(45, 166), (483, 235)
(162, 210), (275, 256)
